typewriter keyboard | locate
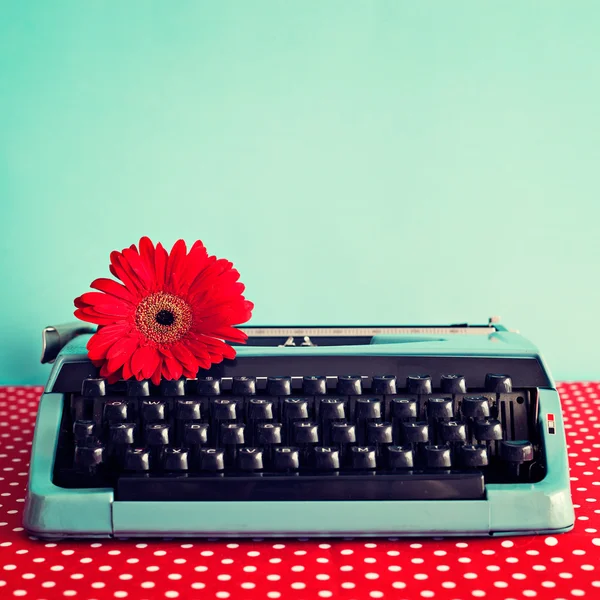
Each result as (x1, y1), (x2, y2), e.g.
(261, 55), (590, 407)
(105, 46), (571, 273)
(53, 373), (544, 501)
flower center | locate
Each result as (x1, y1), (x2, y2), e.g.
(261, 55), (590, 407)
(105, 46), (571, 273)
(135, 292), (193, 344)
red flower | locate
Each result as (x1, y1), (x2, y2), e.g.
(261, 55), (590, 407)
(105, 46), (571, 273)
(74, 237), (253, 384)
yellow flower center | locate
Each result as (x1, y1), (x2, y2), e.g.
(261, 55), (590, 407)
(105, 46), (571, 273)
(135, 292), (193, 344)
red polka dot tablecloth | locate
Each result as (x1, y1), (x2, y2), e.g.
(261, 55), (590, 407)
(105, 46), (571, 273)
(1, 383), (599, 600)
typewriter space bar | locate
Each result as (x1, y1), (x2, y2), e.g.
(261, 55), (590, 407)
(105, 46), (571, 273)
(116, 472), (485, 501)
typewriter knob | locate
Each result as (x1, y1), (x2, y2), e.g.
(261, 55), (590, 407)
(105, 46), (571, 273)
(407, 375), (432, 395)
(267, 376), (292, 396)
(232, 376), (256, 396)
(440, 374), (467, 394)
(127, 379), (150, 397)
(238, 448), (264, 471)
(160, 378), (186, 396)
(163, 448), (189, 471)
(314, 447), (340, 470)
(82, 378), (106, 397)
(124, 448), (150, 471)
(371, 375), (397, 395)
(485, 374), (513, 394)
(500, 440), (534, 463)
(273, 447), (300, 471)
(460, 444), (489, 468)
(337, 375), (362, 396)
(425, 445), (452, 468)
(199, 448), (225, 471)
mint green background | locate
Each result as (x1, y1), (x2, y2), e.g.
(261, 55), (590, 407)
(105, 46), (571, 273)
(1, 2), (599, 384)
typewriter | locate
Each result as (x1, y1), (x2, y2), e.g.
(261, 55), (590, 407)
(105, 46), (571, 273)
(24, 319), (574, 538)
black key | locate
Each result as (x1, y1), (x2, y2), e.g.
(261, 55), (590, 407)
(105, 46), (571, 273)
(402, 421), (429, 444)
(337, 375), (362, 396)
(127, 379), (150, 397)
(407, 375), (432, 395)
(199, 448), (225, 471)
(221, 423), (245, 445)
(500, 440), (534, 478)
(351, 446), (377, 469)
(461, 396), (490, 419)
(485, 374), (513, 394)
(232, 376), (256, 396)
(238, 448), (264, 471)
(372, 375), (397, 395)
(220, 423), (245, 464)
(440, 421), (467, 443)
(212, 399), (237, 421)
(441, 374), (467, 394)
(247, 398), (274, 420)
(319, 398), (346, 420)
(109, 422), (136, 445)
(141, 399), (166, 422)
(82, 378), (106, 397)
(460, 444), (489, 468)
(427, 397), (453, 420)
(161, 378), (186, 396)
(197, 377), (221, 396)
(355, 398), (382, 420)
(163, 448), (189, 471)
(367, 422), (393, 445)
(267, 377), (292, 397)
(176, 399), (202, 421)
(500, 440), (534, 463)
(103, 400), (128, 423)
(391, 398), (418, 420)
(315, 447), (340, 470)
(256, 423), (282, 446)
(293, 421), (319, 445)
(74, 444), (104, 472)
(183, 423), (209, 447)
(426, 445), (451, 468)
(283, 398), (310, 422)
(331, 422), (357, 445)
(124, 448), (150, 472)
(388, 445), (414, 469)
(145, 423), (170, 446)
(273, 447), (300, 471)
(302, 376), (327, 396)
(71, 395), (91, 421)
(474, 418), (503, 441)
(73, 420), (95, 443)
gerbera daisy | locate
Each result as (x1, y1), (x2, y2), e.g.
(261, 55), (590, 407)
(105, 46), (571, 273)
(73, 237), (253, 385)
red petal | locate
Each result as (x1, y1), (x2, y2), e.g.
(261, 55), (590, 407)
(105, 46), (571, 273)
(177, 241), (209, 295)
(122, 356), (133, 381)
(106, 336), (139, 360)
(131, 345), (160, 378)
(164, 355), (183, 380)
(166, 239), (187, 293)
(90, 278), (135, 303)
(110, 251), (146, 295)
(154, 243), (168, 289)
(122, 247), (154, 291)
(171, 343), (197, 370)
(138, 237), (156, 287)
(150, 362), (163, 385)
(74, 309), (117, 326)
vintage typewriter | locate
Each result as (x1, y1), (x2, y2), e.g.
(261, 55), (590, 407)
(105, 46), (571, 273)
(24, 319), (574, 538)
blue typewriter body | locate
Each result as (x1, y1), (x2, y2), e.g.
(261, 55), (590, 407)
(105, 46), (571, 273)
(24, 321), (575, 538)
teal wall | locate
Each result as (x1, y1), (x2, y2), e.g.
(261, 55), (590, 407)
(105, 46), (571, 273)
(1, 1), (599, 384)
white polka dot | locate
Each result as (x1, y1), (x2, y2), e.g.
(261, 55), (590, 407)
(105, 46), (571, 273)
(545, 536), (559, 546)
(165, 593), (179, 599)
(244, 566), (257, 573)
(217, 574), (231, 581)
(63, 592), (77, 598)
(41, 582), (56, 588)
(247, 550), (260, 557)
(291, 565), (304, 572)
(441, 581), (456, 589)
(392, 582), (406, 589)
(200, 550), (213, 556)
(216, 593), (230, 599)
(146, 566), (159, 572)
(318, 592), (332, 598)
(267, 593), (281, 599)
(114, 592), (127, 598)
(412, 558), (424, 564)
(387, 550), (400, 556)
(506, 557), (519, 564)
(91, 583), (105, 589)
(532, 565), (546, 571)
(522, 592), (537, 598)
(365, 557), (377, 563)
(592, 538), (600, 546)
(582, 564), (595, 571)
(267, 575), (280, 581)
(472, 592), (485, 598)
(370, 592), (384, 599)
(341, 582), (355, 589)
(13, 591), (27, 597)
(560, 572), (574, 579)
(220, 559), (232, 565)
(291, 583), (306, 589)
(141, 582), (155, 589)
(316, 574), (330, 581)
(541, 581), (556, 588)
(191, 583), (205, 590)
(340, 549), (353, 555)
(365, 572), (379, 580)
(340, 565), (353, 572)
(98, 565), (111, 572)
(501, 540), (514, 548)
(571, 591), (585, 597)
(436, 565), (450, 572)
(433, 550), (446, 556)
(3, 565), (16, 571)
(464, 573), (478, 579)
(241, 583), (255, 589)
(420, 592), (434, 598)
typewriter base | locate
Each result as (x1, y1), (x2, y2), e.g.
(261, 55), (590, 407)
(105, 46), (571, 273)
(24, 392), (575, 539)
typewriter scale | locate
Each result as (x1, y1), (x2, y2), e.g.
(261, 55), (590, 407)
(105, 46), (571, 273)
(24, 319), (574, 538)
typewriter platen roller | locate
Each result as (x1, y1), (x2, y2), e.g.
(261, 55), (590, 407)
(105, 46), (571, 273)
(24, 319), (574, 538)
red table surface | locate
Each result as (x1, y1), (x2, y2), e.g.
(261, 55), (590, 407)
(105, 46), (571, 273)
(0, 383), (599, 600)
